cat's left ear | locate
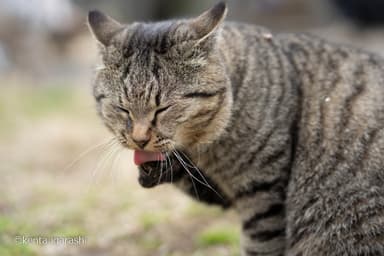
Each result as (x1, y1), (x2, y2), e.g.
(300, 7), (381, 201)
(88, 10), (123, 46)
(188, 2), (227, 43)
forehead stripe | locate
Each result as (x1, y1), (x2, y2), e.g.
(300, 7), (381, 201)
(145, 81), (154, 105)
(183, 87), (226, 98)
(155, 89), (161, 106)
(123, 85), (129, 99)
(95, 94), (106, 102)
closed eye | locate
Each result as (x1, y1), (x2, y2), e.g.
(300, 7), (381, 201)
(115, 106), (130, 115)
(183, 88), (226, 98)
(155, 105), (171, 116)
(152, 105), (171, 125)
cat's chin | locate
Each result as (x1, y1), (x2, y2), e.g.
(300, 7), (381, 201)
(137, 151), (184, 188)
(138, 161), (165, 188)
(138, 160), (179, 188)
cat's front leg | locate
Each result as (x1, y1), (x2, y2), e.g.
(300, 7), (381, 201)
(240, 209), (286, 256)
(235, 181), (287, 256)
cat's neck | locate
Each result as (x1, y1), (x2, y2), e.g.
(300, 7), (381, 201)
(188, 23), (301, 194)
(218, 23), (275, 101)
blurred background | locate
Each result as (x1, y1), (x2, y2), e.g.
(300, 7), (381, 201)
(1, 1), (384, 255)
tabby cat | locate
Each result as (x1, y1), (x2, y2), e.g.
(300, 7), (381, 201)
(88, 2), (384, 255)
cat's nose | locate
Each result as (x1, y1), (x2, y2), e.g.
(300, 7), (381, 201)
(132, 122), (151, 149)
(133, 138), (150, 149)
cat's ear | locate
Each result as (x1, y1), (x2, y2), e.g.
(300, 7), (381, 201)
(88, 10), (123, 46)
(189, 2), (227, 43)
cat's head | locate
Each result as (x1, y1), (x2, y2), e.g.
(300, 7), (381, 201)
(88, 2), (232, 156)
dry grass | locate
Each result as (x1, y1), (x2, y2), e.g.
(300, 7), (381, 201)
(0, 81), (240, 256)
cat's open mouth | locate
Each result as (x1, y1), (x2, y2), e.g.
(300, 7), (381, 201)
(133, 150), (166, 165)
(135, 150), (179, 188)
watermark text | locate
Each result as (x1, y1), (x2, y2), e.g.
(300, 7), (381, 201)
(15, 235), (87, 246)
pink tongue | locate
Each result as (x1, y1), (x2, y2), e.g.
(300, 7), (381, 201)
(134, 150), (165, 165)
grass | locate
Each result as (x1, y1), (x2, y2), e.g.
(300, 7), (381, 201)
(0, 84), (93, 138)
(184, 202), (223, 217)
(0, 215), (12, 233)
(51, 226), (87, 238)
(0, 215), (35, 238)
(138, 234), (162, 251)
(139, 212), (169, 231)
(0, 216), (37, 256)
(197, 225), (240, 247)
(0, 85), (76, 117)
(0, 244), (37, 256)
(17, 86), (73, 116)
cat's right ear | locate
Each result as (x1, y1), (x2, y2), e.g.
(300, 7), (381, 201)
(88, 10), (123, 46)
(189, 2), (228, 43)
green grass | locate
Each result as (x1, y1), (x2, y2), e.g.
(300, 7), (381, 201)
(0, 85), (93, 138)
(0, 244), (37, 256)
(51, 225), (87, 238)
(197, 225), (239, 247)
(0, 216), (37, 256)
(139, 212), (169, 230)
(0, 86), (77, 117)
(0, 215), (34, 237)
(139, 234), (162, 251)
(184, 202), (222, 217)
(20, 87), (75, 117)
(0, 216), (12, 234)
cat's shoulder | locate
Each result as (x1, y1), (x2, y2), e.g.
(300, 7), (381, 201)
(222, 21), (384, 65)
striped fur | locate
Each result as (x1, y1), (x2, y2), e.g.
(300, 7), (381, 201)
(89, 3), (384, 256)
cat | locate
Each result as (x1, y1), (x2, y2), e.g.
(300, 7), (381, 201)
(88, 2), (384, 255)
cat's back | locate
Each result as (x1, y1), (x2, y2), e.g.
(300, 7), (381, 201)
(272, 26), (384, 256)
(215, 21), (384, 171)
(219, 21), (384, 151)
(224, 21), (384, 155)
(275, 31), (384, 167)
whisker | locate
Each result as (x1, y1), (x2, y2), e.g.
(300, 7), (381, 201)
(176, 150), (215, 191)
(166, 152), (173, 184)
(110, 145), (124, 187)
(88, 139), (119, 189)
(157, 153), (164, 185)
(170, 145), (224, 200)
(197, 144), (202, 166)
(154, 151), (161, 173)
(172, 150), (206, 186)
(190, 172), (199, 200)
(171, 149), (199, 200)
(63, 137), (116, 172)
(164, 151), (169, 183)
(150, 149), (162, 177)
